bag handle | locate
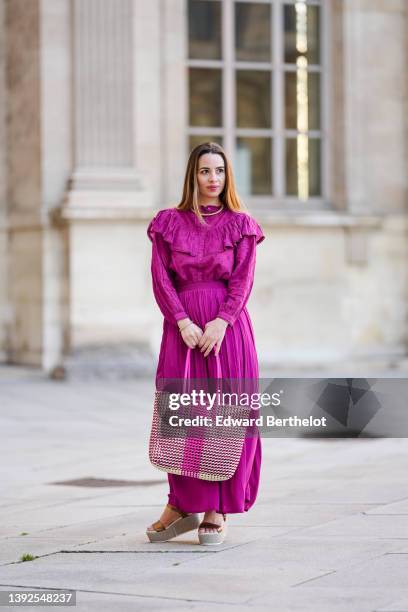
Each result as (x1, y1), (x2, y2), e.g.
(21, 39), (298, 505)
(182, 347), (222, 394)
(183, 347), (222, 378)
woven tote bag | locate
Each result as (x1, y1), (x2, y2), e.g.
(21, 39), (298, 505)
(148, 347), (254, 481)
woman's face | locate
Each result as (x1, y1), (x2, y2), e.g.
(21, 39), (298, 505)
(196, 153), (226, 199)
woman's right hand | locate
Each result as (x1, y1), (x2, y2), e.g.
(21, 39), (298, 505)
(177, 318), (203, 349)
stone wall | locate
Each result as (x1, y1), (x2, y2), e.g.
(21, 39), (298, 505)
(0, 0), (407, 372)
(0, 0), (8, 361)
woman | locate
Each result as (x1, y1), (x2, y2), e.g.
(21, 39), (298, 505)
(146, 142), (265, 545)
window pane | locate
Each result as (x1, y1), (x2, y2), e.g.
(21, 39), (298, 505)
(285, 71), (320, 130)
(188, 0), (222, 60)
(286, 136), (321, 197)
(284, 3), (320, 65)
(189, 68), (222, 127)
(236, 138), (272, 195)
(236, 70), (271, 129)
(235, 2), (271, 62)
(189, 135), (223, 151)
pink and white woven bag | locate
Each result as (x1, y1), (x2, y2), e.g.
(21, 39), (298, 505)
(149, 347), (252, 481)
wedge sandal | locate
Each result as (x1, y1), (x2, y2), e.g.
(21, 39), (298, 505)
(198, 512), (227, 546)
(146, 503), (201, 543)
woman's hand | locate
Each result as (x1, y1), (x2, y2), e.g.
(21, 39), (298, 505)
(197, 317), (228, 357)
(178, 318), (203, 349)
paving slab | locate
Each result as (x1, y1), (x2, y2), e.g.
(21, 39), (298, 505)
(0, 588), (192, 612)
(180, 534), (406, 571)
(259, 478), (408, 505)
(0, 552), (331, 605)
(285, 513), (408, 540)
(291, 551), (408, 590)
(365, 498), (408, 515)
(248, 587), (408, 612)
(231, 501), (374, 527)
(68, 524), (296, 553)
(377, 597), (408, 611)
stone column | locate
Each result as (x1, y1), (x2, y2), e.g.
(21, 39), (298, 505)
(65, 0), (148, 205)
(55, 0), (157, 373)
(0, 0), (8, 361)
(4, 0), (44, 366)
(343, 0), (408, 214)
(340, 0), (408, 364)
(3, 0), (73, 370)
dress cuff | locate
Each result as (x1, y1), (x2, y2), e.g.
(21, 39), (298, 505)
(174, 311), (189, 323)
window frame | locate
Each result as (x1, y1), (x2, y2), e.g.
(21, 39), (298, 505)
(186, 0), (332, 211)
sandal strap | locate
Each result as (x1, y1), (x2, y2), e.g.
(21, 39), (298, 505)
(199, 521), (223, 530)
(166, 503), (189, 518)
(151, 504), (190, 532)
(151, 519), (165, 532)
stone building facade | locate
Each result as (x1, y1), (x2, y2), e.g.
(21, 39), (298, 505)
(0, 0), (407, 374)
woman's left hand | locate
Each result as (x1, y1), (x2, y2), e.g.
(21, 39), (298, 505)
(197, 317), (228, 357)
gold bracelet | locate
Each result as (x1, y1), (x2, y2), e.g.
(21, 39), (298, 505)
(179, 321), (192, 333)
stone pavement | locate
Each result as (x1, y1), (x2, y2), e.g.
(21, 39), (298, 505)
(1, 364), (408, 611)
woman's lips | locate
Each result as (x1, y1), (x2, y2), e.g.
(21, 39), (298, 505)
(208, 186), (219, 191)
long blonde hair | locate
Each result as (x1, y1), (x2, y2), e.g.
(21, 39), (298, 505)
(176, 142), (247, 225)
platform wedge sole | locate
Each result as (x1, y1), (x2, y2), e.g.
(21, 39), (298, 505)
(198, 516), (227, 546)
(146, 512), (201, 543)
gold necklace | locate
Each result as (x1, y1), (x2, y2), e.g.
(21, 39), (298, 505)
(200, 204), (225, 216)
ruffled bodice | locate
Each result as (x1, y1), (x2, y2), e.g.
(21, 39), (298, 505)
(147, 206), (265, 327)
(147, 207), (264, 255)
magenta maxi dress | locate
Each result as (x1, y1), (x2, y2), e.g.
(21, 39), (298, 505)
(147, 204), (265, 514)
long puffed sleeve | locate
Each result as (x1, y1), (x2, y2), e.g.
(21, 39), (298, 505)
(148, 228), (189, 326)
(216, 235), (258, 326)
(216, 214), (265, 327)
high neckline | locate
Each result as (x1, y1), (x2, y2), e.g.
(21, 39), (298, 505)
(186, 206), (231, 230)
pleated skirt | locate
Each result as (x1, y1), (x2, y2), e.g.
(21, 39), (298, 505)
(155, 280), (262, 514)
